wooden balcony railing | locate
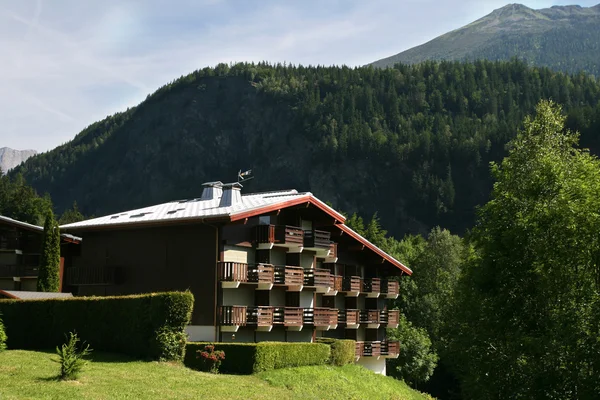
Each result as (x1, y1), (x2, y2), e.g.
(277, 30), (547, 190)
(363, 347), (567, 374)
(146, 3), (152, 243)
(355, 341), (382, 357)
(342, 276), (363, 292)
(304, 268), (331, 287)
(219, 306), (248, 326)
(360, 309), (381, 324)
(219, 306), (276, 327)
(247, 306), (275, 326)
(381, 309), (400, 326)
(303, 229), (332, 249)
(327, 243), (338, 259)
(339, 309), (360, 325)
(310, 308), (338, 326)
(0, 264), (38, 278)
(383, 280), (400, 297)
(382, 341), (400, 357)
(329, 275), (342, 292)
(0, 237), (20, 250)
(64, 266), (116, 286)
(274, 266), (304, 286)
(256, 225), (304, 246)
(274, 307), (304, 327)
(363, 278), (381, 294)
(255, 225), (275, 244)
(218, 262), (275, 284)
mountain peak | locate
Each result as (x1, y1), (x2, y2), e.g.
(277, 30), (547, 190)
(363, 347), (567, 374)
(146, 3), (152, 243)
(0, 147), (38, 174)
(371, 2), (600, 72)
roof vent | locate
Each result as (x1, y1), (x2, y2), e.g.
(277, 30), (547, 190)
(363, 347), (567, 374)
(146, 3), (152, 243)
(201, 181), (223, 201)
(219, 182), (242, 207)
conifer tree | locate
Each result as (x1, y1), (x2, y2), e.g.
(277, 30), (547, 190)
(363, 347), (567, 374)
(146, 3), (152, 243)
(37, 209), (61, 292)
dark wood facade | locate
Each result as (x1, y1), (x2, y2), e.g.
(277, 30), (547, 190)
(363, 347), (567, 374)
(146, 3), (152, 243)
(65, 224), (217, 325)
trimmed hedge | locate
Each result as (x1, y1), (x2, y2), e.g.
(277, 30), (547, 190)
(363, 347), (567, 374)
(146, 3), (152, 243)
(316, 338), (356, 366)
(0, 314), (6, 351)
(0, 292), (193, 361)
(185, 341), (330, 374)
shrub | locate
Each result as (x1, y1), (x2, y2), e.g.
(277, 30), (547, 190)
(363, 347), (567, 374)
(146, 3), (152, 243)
(254, 342), (330, 372)
(315, 338), (356, 366)
(0, 292), (193, 361)
(185, 342), (330, 374)
(55, 332), (92, 380)
(196, 344), (225, 373)
(0, 314), (6, 351)
(37, 209), (60, 292)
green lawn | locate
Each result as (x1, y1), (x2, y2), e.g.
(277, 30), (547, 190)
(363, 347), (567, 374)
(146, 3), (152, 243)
(0, 350), (432, 400)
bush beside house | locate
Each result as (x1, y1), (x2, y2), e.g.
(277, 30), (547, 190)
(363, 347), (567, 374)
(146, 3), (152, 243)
(0, 292), (193, 361)
(185, 342), (330, 374)
(0, 314), (6, 351)
(315, 338), (356, 366)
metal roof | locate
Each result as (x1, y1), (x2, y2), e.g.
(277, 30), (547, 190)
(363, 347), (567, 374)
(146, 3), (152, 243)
(0, 215), (82, 243)
(60, 189), (347, 230)
(0, 290), (74, 300)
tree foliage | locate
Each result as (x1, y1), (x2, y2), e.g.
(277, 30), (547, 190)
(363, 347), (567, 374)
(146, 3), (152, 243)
(386, 314), (439, 387)
(0, 173), (50, 225)
(37, 209), (61, 292)
(12, 61), (600, 237)
(448, 100), (600, 399)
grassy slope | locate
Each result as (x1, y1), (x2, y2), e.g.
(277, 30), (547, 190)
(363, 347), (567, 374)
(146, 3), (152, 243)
(0, 350), (431, 400)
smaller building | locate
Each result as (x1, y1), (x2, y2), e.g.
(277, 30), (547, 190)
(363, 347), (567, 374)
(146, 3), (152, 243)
(0, 290), (74, 300)
(0, 215), (81, 292)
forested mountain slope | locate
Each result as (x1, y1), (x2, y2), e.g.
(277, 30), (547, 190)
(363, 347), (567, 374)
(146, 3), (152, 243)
(13, 61), (600, 236)
(372, 4), (600, 76)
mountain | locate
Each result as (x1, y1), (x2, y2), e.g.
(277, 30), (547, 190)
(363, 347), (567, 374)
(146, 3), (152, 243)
(372, 3), (600, 75)
(11, 61), (600, 237)
(0, 147), (37, 174)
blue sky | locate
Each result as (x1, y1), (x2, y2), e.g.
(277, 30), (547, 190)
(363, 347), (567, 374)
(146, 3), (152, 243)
(2, 0), (598, 151)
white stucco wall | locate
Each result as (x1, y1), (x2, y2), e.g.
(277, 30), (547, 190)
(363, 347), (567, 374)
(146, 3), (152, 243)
(357, 357), (387, 375)
(186, 325), (216, 342)
(221, 329), (255, 343)
(301, 252), (314, 269)
(222, 286), (254, 306)
(300, 291), (314, 308)
(223, 245), (255, 264)
(257, 329), (285, 342)
(270, 249), (286, 266)
(271, 288), (286, 306)
(287, 330), (313, 342)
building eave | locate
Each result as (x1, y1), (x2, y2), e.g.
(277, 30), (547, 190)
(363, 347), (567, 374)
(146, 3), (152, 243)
(336, 223), (412, 275)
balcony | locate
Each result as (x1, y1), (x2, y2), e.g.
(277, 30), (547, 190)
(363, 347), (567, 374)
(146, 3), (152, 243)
(303, 229), (332, 255)
(360, 309), (382, 329)
(218, 262), (275, 290)
(342, 276), (363, 297)
(355, 341), (400, 358)
(382, 280), (400, 299)
(0, 264), (38, 278)
(324, 243), (338, 263)
(219, 307), (339, 332)
(219, 306), (274, 332)
(274, 266), (304, 290)
(273, 307), (304, 330)
(339, 309), (360, 329)
(304, 268), (331, 293)
(381, 309), (400, 328)
(0, 236), (21, 251)
(323, 274), (342, 296)
(64, 266), (116, 286)
(363, 278), (381, 298)
(255, 225), (304, 251)
(308, 308), (338, 330)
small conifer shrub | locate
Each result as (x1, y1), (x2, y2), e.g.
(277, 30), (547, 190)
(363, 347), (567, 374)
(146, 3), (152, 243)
(55, 332), (92, 380)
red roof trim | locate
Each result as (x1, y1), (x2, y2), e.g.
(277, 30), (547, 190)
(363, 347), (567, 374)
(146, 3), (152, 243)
(230, 195), (346, 223)
(336, 224), (412, 275)
(0, 289), (19, 299)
